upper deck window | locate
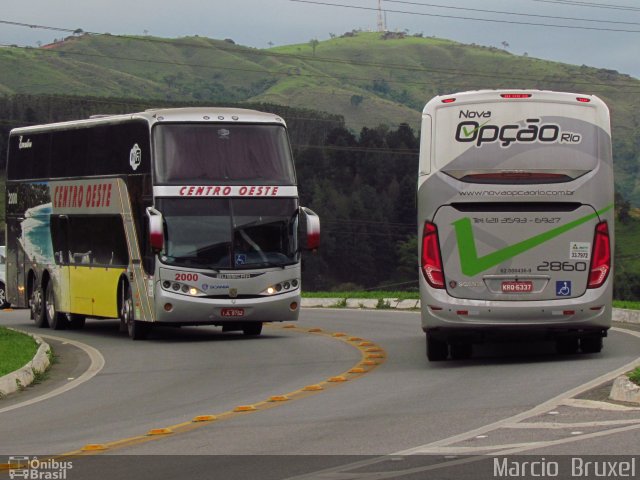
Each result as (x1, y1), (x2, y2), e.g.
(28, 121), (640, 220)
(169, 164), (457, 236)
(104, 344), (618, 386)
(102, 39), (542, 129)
(153, 124), (296, 185)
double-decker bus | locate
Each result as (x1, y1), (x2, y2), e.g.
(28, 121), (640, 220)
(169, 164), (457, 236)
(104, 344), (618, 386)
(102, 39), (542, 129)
(4, 108), (320, 339)
(418, 90), (613, 360)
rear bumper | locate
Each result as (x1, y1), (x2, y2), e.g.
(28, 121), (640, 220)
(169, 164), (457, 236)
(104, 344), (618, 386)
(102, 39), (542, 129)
(421, 279), (612, 339)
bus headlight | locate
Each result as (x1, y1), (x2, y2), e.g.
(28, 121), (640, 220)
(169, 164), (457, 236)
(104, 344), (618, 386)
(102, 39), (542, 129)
(261, 279), (300, 296)
(161, 280), (204, 296)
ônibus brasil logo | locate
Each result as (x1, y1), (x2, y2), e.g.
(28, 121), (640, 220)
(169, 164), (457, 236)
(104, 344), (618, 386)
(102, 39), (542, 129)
(455, 111), (582, 148)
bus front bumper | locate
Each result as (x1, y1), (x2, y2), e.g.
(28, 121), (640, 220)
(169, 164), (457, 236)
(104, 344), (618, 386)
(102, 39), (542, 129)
(152, 288), (301, 325)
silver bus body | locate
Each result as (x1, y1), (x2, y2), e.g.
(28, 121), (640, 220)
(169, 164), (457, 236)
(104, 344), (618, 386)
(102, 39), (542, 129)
(418, 91), (613, 360)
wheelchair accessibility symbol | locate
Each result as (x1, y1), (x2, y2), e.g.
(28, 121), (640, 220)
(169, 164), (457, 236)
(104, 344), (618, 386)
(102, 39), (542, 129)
(556, 281), (572, 297)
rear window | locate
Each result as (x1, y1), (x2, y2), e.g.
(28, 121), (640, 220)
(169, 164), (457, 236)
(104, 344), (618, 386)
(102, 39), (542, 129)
(434, 103), (604, 179)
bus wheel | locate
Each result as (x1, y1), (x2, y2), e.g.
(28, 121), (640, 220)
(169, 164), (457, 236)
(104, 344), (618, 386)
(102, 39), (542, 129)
(31, 286), (48, 328)
(120, 283), (149, 340)
(580, 336), (603, 354)
(426, 335), (448, 361)
(556, 337), (579, 355)
(46, 282), (69, 330)
(450, 342), (472, 360)
(243, 322), (263, 336)
(0, 281), (9, 309)
(68, 315), (86, 330)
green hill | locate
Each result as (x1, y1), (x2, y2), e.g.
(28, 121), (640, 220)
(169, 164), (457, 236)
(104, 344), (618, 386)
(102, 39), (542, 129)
(1, 31), (640, 203)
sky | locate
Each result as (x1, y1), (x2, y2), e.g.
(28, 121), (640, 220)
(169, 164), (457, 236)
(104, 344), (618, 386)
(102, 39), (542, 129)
(1, 0), (639, 78)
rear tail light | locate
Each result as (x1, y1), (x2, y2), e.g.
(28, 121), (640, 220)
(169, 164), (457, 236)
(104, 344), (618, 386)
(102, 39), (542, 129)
(421, 222), (445, 289)
(500, 93), (532, 99)
(587, 221), (610, 289)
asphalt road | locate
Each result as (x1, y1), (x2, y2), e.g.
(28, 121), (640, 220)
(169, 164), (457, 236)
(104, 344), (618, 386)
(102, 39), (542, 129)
(1, 307), (640, 479)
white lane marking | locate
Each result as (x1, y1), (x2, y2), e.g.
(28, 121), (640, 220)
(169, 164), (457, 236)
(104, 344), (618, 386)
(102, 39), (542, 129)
(401, 327), (640, 455)
(283, 327), (640, 480)
(504, 419), (640, 429)
(0, 334), (105, 415)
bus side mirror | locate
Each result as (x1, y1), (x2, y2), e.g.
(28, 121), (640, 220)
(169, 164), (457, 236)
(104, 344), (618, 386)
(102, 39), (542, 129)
(146, 207), (164, 254)
(299, 207), (320, 251)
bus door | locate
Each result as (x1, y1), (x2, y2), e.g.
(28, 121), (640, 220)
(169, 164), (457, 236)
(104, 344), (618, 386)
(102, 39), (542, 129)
(51, 214), (73, 313)
(6, 218), (27, 307)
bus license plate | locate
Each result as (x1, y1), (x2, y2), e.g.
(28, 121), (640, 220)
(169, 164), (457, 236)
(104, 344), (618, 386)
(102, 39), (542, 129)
(501, 281), (533, 293)
(221, 308), (245, 317)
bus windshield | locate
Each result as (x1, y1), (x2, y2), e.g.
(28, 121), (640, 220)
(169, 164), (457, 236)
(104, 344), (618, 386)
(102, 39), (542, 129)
(157, 198), (299, 270)
(153, 124), (296, 185)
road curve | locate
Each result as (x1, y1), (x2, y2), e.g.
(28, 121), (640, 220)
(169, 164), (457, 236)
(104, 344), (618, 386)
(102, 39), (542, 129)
(1, 307), (639, 459)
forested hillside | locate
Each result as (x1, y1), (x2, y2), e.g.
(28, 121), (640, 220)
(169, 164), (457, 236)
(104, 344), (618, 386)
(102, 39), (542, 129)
(1, 32), (640, 204)
(0, 95), (637, 299)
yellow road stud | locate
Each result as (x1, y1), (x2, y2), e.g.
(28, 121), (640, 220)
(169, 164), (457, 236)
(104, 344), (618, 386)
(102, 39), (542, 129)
(234, 405), (257, 412)
(268, 395), (290, 402)
(81, 444), (107, 451)
(147, 428), (173, 436)
(192, 415), (217, 422)
(303, 384), (324, 391)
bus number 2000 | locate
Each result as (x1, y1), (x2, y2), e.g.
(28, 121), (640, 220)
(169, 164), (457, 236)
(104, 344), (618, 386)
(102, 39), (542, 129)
(175, 273), (199, 282)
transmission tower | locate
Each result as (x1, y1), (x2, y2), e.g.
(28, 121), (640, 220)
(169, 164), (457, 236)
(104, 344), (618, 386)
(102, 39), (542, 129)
(377, 0), (386, 32)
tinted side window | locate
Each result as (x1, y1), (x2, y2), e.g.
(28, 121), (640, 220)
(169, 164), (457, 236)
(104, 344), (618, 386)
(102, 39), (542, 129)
(51, 215), (129, 267)
(7, 132), (51, 180)
(8, 119), (151, 180)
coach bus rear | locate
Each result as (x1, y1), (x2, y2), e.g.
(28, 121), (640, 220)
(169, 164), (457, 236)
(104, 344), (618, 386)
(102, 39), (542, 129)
(418, 90), (613, 360)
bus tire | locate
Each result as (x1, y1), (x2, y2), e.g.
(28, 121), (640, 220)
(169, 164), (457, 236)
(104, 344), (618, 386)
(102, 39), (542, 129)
(120, 282), (149, 340)
(0, 281), (9, 309)
(556, 337), (579, 355)
(46, 281), (69, 330)
(31, 285), (48, 328)
(580, 336), (603, 354)
(68, 315), (86, 330)
(426, 335), (448, 361)
(450, 342), (472, 360)
(243, 322), (263, 336)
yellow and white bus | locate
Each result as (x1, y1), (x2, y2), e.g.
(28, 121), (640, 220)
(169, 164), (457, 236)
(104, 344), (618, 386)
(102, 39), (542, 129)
(4, 108), (320, 339)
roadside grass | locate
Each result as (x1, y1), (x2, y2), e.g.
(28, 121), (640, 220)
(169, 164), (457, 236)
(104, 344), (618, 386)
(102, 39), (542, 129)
(628, 366), (640, 386)
(0, 327), (38, 377)
(613, 300), (640, 310)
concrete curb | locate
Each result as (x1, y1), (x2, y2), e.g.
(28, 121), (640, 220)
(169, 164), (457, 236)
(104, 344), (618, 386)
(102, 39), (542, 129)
(302, 299), (640, 323)
(612, 308), (640, 325)
(0, 329), (51, 398)
(609, 375), (640, 404)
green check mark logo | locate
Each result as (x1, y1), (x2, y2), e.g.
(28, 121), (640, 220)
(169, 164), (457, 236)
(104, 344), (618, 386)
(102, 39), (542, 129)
(453, 205), (613, 277)
(461, 120), (490, 138)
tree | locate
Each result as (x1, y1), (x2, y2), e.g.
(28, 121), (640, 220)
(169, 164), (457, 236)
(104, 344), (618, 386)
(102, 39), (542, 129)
(309, 38), (319, 56)
(350, 95), (364, 107)
(501, 41), (510, 49)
